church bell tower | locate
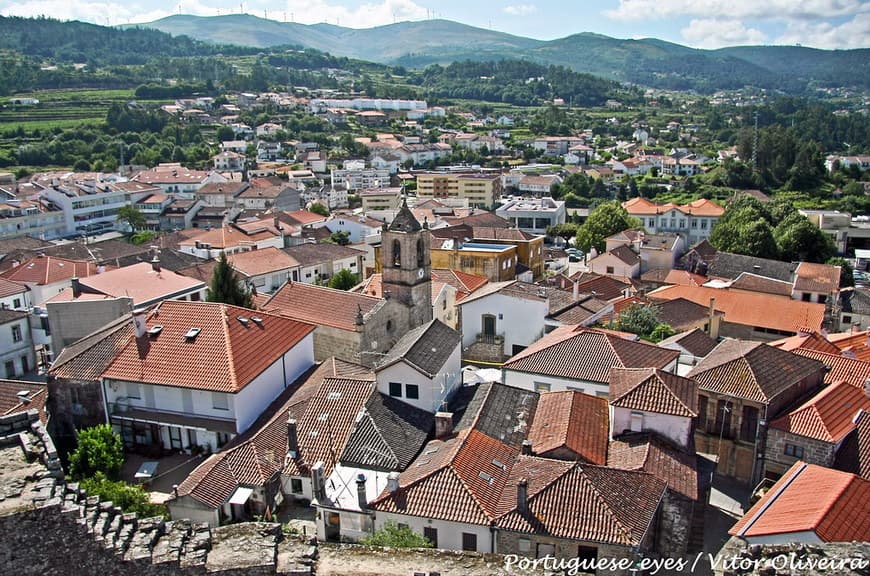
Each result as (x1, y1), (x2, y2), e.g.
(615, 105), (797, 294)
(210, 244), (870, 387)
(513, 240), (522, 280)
(381, 197), (433, 329)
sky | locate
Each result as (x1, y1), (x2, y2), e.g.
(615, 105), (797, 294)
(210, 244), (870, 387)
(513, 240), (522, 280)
(1, 0), (868, 50)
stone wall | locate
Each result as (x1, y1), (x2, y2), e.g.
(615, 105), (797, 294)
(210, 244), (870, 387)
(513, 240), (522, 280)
(46, 376), (106, 458)
(656, 492), (693, 558)
(764, 428), (835, 478)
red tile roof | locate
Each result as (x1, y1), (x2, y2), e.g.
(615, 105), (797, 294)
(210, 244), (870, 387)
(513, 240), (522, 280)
(431, 268), (489, 301)
(650, 284), (826, 334)
(263, 281), (383, 332)
(0, 277), (27, 299)
(102, 301), (315, 393)
(769, 331), (842, 355)
(175, 358), (372, 507)
(729, 462), (870, 542)
(607, 434), (698, 500)
(497, 463), (666, 546)
(178, 226), (279, 250)
(0, 256), (100, 286)
(794, 261), (841, 294)
(282, 210), (328, 227)
(0, 380), (48, 425)
(769, 381), (869, 443)
(227, 247), (300, 277)
(609, 368), (698, 418)
(528, 391), (609, 464)
(503, 326), (679, 384)
(827, 330), (870, 361)
(790, 349), (870, 388)
(688, 339), (825, 404)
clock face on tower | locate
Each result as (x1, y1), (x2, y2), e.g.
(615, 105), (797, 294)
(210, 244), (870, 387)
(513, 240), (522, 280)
(417, 268), (425, 279)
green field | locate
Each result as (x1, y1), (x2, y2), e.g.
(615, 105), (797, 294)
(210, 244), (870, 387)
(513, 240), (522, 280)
(0, 89), (167, 130)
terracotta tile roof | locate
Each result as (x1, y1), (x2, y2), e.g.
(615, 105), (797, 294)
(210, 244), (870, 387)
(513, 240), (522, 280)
(792, 349), (870, 388)
(178, 226), (279, 250)
(683, 198), (725, 217)
(827, 330), (870, 361)
(656, 298), (720, 331)
(769, 381), (869, 443)
(688, 339), (825, 404)
(657, 328), (718, 357)
(622, 197), (723, 217)
(102, 301), (315, 393)
(227, 247), (300, 277)
(46, 262), (205, 307)
(609, 368), (698, 418)
(353, 273), (450, 303)
(607, 434), (698, 500)
(794, 261), (841, 294)
(503, 327), (679, 384)
(572, 275), (633, 301)
(282, 242), (364, 267)
(283, 210), (328, 227)
(649, 285), (826, 334)
(663, 269), (707, 287)
(729, 462), (870, 542)
(769, 331), (842, 355)
(472, 227), (537, 242)
(497, 463), (666, 546)
(176, 358), (371, 507)
(377, 320), (460, 379)
(284, 376), (376, 478)
(0, 380), (48, 425)
(0, 277), (27, 299)
(196, 182), (248, 196)
(49, 315), (134, 381)
(729, 272), (794, 297)
(263, 281), (383, 332)
(528, 391), (609, 464)
(0, 256), (99, 286)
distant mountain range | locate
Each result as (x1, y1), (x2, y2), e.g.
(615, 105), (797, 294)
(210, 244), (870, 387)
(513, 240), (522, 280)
(133, 15), (869, 93)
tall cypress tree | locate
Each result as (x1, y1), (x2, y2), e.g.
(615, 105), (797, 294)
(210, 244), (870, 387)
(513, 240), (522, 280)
(207, 252), (253, 308)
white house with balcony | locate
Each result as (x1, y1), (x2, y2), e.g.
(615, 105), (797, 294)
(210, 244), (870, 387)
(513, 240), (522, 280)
(496, 197), (566, 236)
(100, 301), (315, 454)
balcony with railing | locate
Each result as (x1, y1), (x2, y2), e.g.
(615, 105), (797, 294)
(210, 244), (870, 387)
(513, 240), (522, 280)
(464, 331), (507, 364)
(108, 401), (236, 434)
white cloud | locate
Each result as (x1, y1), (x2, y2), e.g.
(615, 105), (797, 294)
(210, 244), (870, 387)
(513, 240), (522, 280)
(605, 0), (868, 21)
(281, 0), (427, 27)
(681, 18), (766, 48)
(504, 4), (537, 16)
(775, 13), (870, 49)
(0, 0), (215, 25)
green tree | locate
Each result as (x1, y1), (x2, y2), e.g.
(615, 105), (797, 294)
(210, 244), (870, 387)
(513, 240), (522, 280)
(80, 473), (167, 518)
(69, 424), (124, 481)
(574, 201), (640, 253)
(328, 230), (351, 245)
(308, 202), (329, 216)
(709, 204), (778, 259)
(773, 212), (836, 263)
(546, 223), (579, 243)
(827, 257), (853, 288)
(207, 252), (253, 308)
(360, 521), (433, 548)
(617, 303), (660, 336)
(117, 205), (147, 232)
(328, 268), (359, 291)
(649, 323), (676, 343)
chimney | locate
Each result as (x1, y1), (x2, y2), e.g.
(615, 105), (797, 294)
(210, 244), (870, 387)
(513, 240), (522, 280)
(132, 307), (147, 338)
(151, 256), (161, 273)
(71, 277), (81, 298)
(356, 473), (367, 510)
(387, 471), (400, 493)
(572, 280), (579, 302)
(516, 478), (528, 513)
(287, 417), (299, 458)
(434, 412), (453, 439)
(708, 297), (716, 337)
(311, 461), (326, 501)
(521, 439), (533, 456)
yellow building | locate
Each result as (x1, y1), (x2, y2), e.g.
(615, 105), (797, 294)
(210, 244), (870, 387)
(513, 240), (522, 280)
(415, 173), (502, 209)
